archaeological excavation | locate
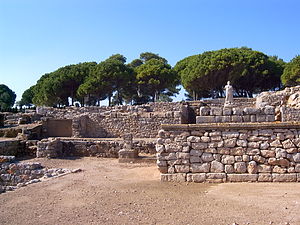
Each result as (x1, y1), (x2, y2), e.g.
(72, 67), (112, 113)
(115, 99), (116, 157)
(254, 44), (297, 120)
(1, 85), (300, 195)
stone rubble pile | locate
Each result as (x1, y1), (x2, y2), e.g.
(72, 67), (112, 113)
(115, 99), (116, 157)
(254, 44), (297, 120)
(156, 125), (300, 182)
(0, 155), (78, 194)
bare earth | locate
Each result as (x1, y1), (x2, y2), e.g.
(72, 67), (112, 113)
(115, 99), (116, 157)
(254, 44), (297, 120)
(1, 157), (300, 225)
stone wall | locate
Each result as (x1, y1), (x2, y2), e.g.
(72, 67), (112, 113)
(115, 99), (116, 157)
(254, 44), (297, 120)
(156, 123), (300, 182)
(196, 106), (275, 123)
(36, 138), (156, 158)
(40, 102), (187, 138)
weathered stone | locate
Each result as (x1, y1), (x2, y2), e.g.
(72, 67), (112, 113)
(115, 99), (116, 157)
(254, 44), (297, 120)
(295, 164), (300, 172)
(190, 149), (202, 156)
(246, 148), (260, 155)
(210, 107), (222, 116)
(208, 141), (224, 148)
(224, 138), (236, 148)
(221, 155), (235, 165)
(231, 115), (243, 122)
(244, 107), (259, 114)
(196, 116), (215, 123)
(210, 160), (224, 173)
(286, 148), (297, 154)
(222, 131), (239, 139)
(253, 155), (265, 163)
(293, 153), (300, 162)
(201, 153), (214, 162)
(264, 106), (275, 115)
(158, 167), (168, 174)
(227, 174), (258, 182)
(270, 139), (282, 148)
(191, 142), (208, 150)
(260, 142), (269, 150)
(234, 162), (247, 173)
(261, 150), (275, 158)
(258, 174), (272, 182)
(157, 160), (167, 167)
(272, 173), (297, 182)
(242, 115), (251, 122)
(158, 130), (166, 138)
(287, 167), (295, 173)
(176, 152), (190, 159)
(232, 108), (243, 115)
(209, 131), (221, 136)
(175, 165), (190, 173)
(168, 166), (175, 174)
(161, 173), (186, 182)
(236, 139), (247, 147)
(247, 161), (258, 174)
(258, 165), (272, 173)
(188, 173), (206, 182)
(217, 148), (230, 154)
(275, 148), (287, 158)
(201, 136), (210, 142)
(210, 136), (222, 141)
(206, 173), (226, 182)
(206, 148), (217, 154)
(259, 129), (273, 136)
(268, 158), (290, 167)
(242, 155), (250, 162)
(239, 133), (248, 140)
(187, 136), (201, 143)
(190, 156), (201, 163)
(199, 107), (210, 116)
(248, 142), (260, 149)
(230, 147), (245, 156)
(256, 115), (266, 122)
(190, 163), (210, 173)
(282, 139), (295, 149)
(225, 165), (234, 173)
(273, 166), (286, 174)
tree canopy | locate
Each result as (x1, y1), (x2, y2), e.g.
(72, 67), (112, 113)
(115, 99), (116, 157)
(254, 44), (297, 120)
(0, 84), (16, 111)
(281, 55), (300, 87)
(174, 47), (285, 99)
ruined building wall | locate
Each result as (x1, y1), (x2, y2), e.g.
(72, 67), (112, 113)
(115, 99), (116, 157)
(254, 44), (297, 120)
(40, 102), (188, 138)
(157, 123), (300, 182)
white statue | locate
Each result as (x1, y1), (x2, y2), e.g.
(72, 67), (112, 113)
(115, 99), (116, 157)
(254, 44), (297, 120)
(224, 81), (233, 106)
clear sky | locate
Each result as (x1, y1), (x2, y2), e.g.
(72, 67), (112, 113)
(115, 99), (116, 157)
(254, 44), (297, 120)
(1, 0), (299, 102)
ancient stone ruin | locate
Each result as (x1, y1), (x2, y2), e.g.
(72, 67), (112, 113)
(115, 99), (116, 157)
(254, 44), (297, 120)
(2, 86), (300, 191)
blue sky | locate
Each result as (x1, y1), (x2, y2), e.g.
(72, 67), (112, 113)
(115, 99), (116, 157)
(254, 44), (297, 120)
(0, 0), (299, 102)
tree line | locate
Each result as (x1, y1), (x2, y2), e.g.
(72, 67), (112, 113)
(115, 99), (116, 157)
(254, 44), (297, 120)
(1, 48), (300, 111)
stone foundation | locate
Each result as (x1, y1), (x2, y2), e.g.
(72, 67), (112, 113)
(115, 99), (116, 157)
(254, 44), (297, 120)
(157, 123), (300, 182)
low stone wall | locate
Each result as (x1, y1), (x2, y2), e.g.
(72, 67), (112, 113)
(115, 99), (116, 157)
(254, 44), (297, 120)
(0, 156), (76, 193)
(37, 138), (156, 158)
(0, 140), (23, 156)
(196, 106), (275, 123)
(157, 123), (300, 182)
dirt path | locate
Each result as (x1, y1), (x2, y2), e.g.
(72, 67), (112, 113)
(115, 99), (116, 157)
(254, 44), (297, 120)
(1, 157), (300, 225)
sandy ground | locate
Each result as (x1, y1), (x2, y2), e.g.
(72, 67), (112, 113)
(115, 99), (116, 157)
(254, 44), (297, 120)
(1, 157), (300, 225)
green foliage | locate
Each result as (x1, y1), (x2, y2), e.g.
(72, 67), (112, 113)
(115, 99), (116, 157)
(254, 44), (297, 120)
(281, 55), (300, 87)
(20, 85), (35, 107)
(175, 47), (285, 99)
(0, 84), (16, 111)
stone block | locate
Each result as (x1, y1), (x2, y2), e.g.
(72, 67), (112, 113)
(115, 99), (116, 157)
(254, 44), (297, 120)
(201, 153), (214, 162)
(256, 115), (266, 122)
(268, 158), (290, 167)
(190, 150), (202, 156)
(196, 116), (215, 124)
(247, 161), (258, 174)
(190, 156), (201, 163)
(199, 107), (210, 116)
(224, 138), (236, 148)
(264, 106), (275, 115)
(187, 136), (201, 143)
(295, 164), (300, 173)
(187, 173), (206, 183)
(190, 163), (210, 173)
(250, 115), (256, 122)
(253, 155), (265, 163)
(230, 147), (245, 156)
(272, 173), (297, 182)
(258, 165), (272, 173)
(293, 153), (300, 162)
(242, 115), (251, 122)
(260, 142), (270, 150)
(161, 173), (186, 182)
(248, 142), (260, 148)
(206, 173), (226, 182)
(234, 162), (247, 173)
(222, 131), (239, 138)
(217, 147), (230, 154)
(261, 150), (275, 158)
(175, 165), (190, 173)
(244, 107), (260, 115)
(221, 116), (231, 123)
(275, 148), (287, 158)
(258, 174), (272, 182)
(210, 160), (224, 172)
(210, 107), (223, 116)
(231, 115), (243, 123)
(221, 155), (235, 165)
(225, 165), (234, 173)
(192, 142), (208, 150)
(232, 108), (243, 115)
(201, 136), (210, 142)
(266, 115), (275, 122)
(176, 152), (190, 159)
(237, 139), (247, 147)
(282, 139), (295, 149)
(227, 174), (258, 182)
(273, 166), (286, 174)
(246, 148), (260, 155)
(223, 108), (232, 116)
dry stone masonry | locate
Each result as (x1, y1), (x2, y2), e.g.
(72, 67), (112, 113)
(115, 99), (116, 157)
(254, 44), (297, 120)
(157, 123), (300, 183)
